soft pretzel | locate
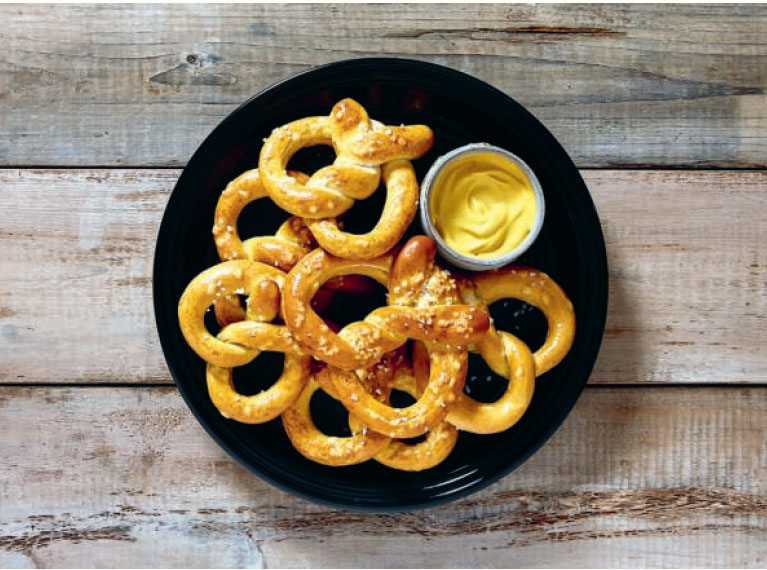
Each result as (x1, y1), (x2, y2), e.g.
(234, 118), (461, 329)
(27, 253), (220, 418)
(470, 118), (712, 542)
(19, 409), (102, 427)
(459, 267), (575, 376)
(319, 237), (479, 438)
(413, 335), (535, 434)
(259, 98), (433, 220)
(206, 322), (311, 424)
(281, 356), (395, 467)
(304, 159), (419, 259)
(281, 245), (489, 372)
(350, 357), (458, 471)
(174, 260), (311, 422)
(178, 260), (294, 367)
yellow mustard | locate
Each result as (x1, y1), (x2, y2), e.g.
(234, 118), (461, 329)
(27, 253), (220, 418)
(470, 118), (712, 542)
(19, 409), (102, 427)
(429, 152), (537, 259)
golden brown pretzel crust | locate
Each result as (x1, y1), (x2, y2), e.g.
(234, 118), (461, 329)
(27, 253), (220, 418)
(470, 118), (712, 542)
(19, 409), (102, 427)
(321, 237), (480, 438)
(414, 335), (535, 434)
(178, 260), (291, 367)
(207, 321), (311, 424)
(213, 169), (313, 265)
(258, 98), (432, 222)
(211, 168), (374, 325)
(326, 348), (465, 438)
(176, 260), (313, 423)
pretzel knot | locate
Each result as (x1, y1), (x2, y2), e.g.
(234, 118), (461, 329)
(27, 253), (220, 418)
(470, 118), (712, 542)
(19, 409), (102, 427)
(178, 260), (312, 423)
(282, 239), (489, 371)
(283, 237), (489, 437)
(259, 98), (433, 259)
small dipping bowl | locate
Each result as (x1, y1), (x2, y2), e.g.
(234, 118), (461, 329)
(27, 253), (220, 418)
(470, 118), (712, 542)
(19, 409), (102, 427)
(420, 143), (546, 271)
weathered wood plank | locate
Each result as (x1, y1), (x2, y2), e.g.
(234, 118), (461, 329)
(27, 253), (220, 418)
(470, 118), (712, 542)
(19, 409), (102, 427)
(0, 387), (766, 568)
(0, 169), (765, 385)
(1, 4), (766, 167)
(594, 170), (767, 384)
(0, 170), (170, 384)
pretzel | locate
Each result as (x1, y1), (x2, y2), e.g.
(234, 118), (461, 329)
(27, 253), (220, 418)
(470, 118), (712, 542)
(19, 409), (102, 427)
(281, 355), (396, 466)
(282, 244), (489, 372)
(459, 267), (575, 376)
(317, 237), (481, 438)
(259, 98), (433, 220)
(413, 335), (535, 434)
(178, 260), (295, 367)
(211, 168), (371, 326)
(213, 169), (314, 265)
(206, 285), (311, 423)
(350, 357), (458, 471)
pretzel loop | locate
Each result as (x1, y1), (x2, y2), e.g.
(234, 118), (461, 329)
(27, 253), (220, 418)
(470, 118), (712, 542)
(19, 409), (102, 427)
(414, 332), (535, 434)
(350, 359), (459, 471)
(281, 355), (396, 466)
(305, 159), (420, 259)
(207, 320), (311, 424)
(282, 245), (489, 372)
(179, 260), (292, 367)
(462, 267), (576, 376)
(211, 169), (372, 326)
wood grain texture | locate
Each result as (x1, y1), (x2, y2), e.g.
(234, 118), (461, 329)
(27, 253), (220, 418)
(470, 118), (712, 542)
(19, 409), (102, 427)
(1, 4), (766, 167)
(0, 386), (765, 568)
(1, 169), (765, 385)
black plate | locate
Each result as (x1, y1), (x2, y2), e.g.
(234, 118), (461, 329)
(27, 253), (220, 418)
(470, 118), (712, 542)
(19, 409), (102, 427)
(153, 58), (607, 511)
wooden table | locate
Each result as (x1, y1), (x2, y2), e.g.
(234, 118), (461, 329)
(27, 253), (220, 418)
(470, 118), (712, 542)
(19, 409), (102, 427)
(1, 5), (766, 568)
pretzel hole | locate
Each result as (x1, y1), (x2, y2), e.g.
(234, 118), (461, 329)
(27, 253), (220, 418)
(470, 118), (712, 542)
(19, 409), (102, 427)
(488, 299), (547, 354)
(238, 195), (289, 238)
(390, 389), (416, 409)
(287, 145), (335, 175)
(203, 304), (223, 337)
(464, 353), (508, 404)
(231, 352), (285, 396)
(389, 390), (427, 446)
(316, 281), (388, 328)
(335, 180), (386, 234)
(310, 389), (352, 437)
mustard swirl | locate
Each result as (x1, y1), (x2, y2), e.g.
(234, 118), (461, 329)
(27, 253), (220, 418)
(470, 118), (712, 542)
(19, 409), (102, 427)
(429, 152), (537, 259)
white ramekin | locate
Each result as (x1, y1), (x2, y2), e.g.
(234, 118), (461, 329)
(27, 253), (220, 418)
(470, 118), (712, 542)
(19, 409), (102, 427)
(420, 143), (546, 271)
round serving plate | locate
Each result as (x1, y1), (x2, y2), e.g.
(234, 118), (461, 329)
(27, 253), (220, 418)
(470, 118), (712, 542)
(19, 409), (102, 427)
(153, 58), (607, 510)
